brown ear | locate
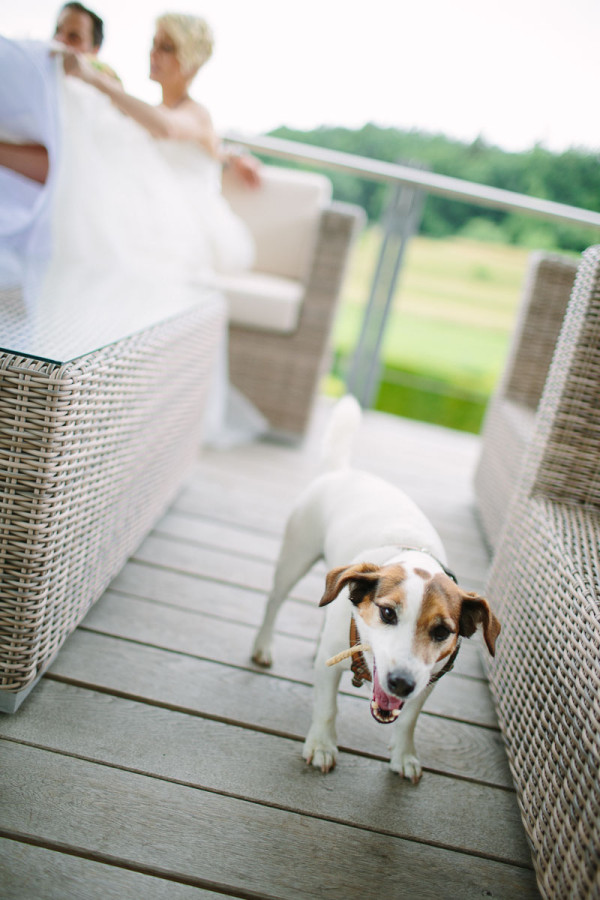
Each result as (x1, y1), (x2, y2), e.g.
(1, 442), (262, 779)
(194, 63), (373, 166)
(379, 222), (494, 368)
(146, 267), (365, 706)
(320, 562), (380, 607)
(459, 592), (501, 656)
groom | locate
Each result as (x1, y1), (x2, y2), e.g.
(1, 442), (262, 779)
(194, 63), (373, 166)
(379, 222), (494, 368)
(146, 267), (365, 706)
(0, 4), (105, 184)
(53, 2), (104, 55)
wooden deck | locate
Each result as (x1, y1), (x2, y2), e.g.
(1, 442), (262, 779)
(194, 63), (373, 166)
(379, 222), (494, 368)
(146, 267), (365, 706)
(0, 400), (540, 899)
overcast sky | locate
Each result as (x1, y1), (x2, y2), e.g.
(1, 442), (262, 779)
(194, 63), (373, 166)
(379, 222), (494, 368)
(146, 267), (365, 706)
(6, 0), (600, 154)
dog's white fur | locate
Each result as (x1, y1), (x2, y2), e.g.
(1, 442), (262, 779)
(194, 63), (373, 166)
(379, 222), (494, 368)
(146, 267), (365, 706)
(252, 396), (500, 781)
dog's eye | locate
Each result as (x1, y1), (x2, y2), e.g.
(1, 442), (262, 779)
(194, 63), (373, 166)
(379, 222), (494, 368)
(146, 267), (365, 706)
(379, 606), (397, 625)
(430, 625), (451, 643)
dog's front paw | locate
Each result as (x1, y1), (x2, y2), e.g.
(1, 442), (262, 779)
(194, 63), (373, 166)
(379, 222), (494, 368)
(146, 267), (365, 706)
(302, 727), (338, 774)
(251, 635), (272, 668)
(251, 646), (272, 667)
(389, 750), (423, 784)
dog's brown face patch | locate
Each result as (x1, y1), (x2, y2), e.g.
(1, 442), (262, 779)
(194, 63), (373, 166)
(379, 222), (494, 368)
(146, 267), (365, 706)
(374, 564), (409, 606)
(413, 573), (461, 665)
(414, 568), (431, 581)
(353, 563), (408, 627)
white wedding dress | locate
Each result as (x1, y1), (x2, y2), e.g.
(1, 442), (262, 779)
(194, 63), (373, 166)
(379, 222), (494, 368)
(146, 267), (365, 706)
(0, 37), (266, 447)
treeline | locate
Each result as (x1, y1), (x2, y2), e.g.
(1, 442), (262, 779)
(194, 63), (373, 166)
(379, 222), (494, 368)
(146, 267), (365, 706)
(268, 124), (600, 252)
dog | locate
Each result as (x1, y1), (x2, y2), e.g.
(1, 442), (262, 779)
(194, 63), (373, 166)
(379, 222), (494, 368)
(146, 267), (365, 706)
(251, 396), (500, 782)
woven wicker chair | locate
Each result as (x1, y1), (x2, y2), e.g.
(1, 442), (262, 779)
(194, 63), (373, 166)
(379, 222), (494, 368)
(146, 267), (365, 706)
(474, 251), (578, 549)
(221, 165), (364, 439)
(485, 244), (600, 899)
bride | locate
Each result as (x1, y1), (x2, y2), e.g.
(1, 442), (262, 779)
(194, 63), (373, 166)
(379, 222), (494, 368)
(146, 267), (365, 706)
(59, 12), (259, 273)
(55, 11), (258, 280)
(0, 14), (266, 445)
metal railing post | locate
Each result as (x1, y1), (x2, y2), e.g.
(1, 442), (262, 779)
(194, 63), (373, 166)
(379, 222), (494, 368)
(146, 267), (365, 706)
(345, 173), (426, 408)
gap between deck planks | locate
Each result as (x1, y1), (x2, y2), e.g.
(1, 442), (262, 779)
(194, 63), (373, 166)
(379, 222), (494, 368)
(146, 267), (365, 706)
(77, 587), (498, 729)
(0, 740), (536, 900)
(0, 407), (539, 899)
(0, 678), (528, 865)
(46, 627), (511, 786)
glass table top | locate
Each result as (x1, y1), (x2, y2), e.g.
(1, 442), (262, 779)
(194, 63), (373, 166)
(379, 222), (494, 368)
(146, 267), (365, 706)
(0, 267), (221, 365)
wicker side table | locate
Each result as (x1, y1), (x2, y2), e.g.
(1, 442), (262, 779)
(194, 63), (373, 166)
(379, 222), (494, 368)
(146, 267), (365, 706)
(0, 282), (225, 711)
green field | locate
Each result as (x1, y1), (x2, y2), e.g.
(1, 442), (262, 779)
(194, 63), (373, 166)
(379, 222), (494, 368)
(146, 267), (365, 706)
(327, 231), (532, 432)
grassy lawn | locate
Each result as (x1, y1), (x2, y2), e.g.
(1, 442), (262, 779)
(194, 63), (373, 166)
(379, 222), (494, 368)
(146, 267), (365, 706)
(328, 231), (531, 432)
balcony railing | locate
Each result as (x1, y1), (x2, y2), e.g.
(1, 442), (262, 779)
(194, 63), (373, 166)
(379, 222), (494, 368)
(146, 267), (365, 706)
(228, 133), (600, 407)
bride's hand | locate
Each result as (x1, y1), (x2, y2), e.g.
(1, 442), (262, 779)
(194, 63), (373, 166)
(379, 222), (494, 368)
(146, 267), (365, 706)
(51, 45), (124, 96)
(51, 45), (96, 83)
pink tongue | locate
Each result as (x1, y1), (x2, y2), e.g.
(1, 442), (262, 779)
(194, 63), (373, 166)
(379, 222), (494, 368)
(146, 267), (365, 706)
(373, 666), (403, 711)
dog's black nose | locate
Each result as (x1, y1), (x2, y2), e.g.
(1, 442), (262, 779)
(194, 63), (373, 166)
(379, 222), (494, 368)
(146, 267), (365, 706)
(387, 670), (416, 698)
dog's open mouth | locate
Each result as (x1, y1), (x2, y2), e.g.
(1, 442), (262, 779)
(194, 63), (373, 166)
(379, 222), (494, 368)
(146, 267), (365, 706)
(371, 664), (403, 724)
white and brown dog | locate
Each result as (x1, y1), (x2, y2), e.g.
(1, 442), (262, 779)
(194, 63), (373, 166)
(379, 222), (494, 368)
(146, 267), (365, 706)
(252, 396), (500, 782)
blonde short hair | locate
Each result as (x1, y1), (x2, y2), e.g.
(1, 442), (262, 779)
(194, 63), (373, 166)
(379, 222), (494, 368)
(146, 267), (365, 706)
(156, 13), (214, 75)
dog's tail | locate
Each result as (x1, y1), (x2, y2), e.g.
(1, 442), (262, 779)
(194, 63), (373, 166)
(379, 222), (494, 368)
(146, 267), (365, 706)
(320, 394), (362, 472)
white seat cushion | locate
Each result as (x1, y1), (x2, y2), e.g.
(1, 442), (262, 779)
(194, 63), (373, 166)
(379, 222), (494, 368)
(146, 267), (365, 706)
(214, 271), (305, 334)
(222, 165), (332, 281)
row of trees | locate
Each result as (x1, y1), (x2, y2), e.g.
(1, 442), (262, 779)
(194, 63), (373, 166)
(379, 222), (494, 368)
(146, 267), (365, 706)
(269, 124), (600, 252)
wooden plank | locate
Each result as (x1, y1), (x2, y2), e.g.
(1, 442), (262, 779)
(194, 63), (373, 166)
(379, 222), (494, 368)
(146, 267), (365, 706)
(195, 407), (482, 489)
(0, 679), (531, 867)
(173, 472), (483, 543)
(132, 529), (489, 628)
(124, 530), (487, 682)
(171, 477), (491, 591)
(0, 742), (539, 899)
(195, 427), (480, 499)
(188, 413), (483, 529)
(155, 507), (488, 580)
(183, 465), (482, 536)
(180, 407), (491, 635)
(173, 476), (290, 535)
(111, 560), (321, 639)
(81, 591), (497, 727)
(0, 837), (232, 900)
(47, 630), (514, 788)
(154, 510), (283, 560)
(153, 508), (490, 595)
(132, 533), (324, 600)
(108, 561), (487, 681)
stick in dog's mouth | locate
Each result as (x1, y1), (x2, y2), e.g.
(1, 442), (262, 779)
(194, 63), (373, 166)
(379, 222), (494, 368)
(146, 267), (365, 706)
(325, 645), (371, 667)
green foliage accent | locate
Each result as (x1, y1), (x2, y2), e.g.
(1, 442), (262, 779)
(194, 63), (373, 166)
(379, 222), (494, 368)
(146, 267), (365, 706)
(268, 124), (600, 252)
(326, 234), (532, 433)
(376, 369), (487, 434)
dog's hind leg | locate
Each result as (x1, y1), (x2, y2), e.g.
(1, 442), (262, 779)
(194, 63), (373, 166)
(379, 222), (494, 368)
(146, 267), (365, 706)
(251, 493), (323, 668)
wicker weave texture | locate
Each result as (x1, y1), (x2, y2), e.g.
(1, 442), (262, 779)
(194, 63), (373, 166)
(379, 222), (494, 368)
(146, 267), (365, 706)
(486, 245), (600, 899)
(229, 203), (363, 437)
(505, 253), (578, 410)
(475, 252), (578, 550)
(488, 499), (599, 899)
(0, 295), (225, 700)
(532, 250), (600, 508)
(473, 397), (534, 549)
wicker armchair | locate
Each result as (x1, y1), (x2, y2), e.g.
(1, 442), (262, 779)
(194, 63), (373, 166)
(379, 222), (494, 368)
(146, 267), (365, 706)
(474, 251), (578, 549)
(221, 165), (364, 439)
(484, 245), (600, 899)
